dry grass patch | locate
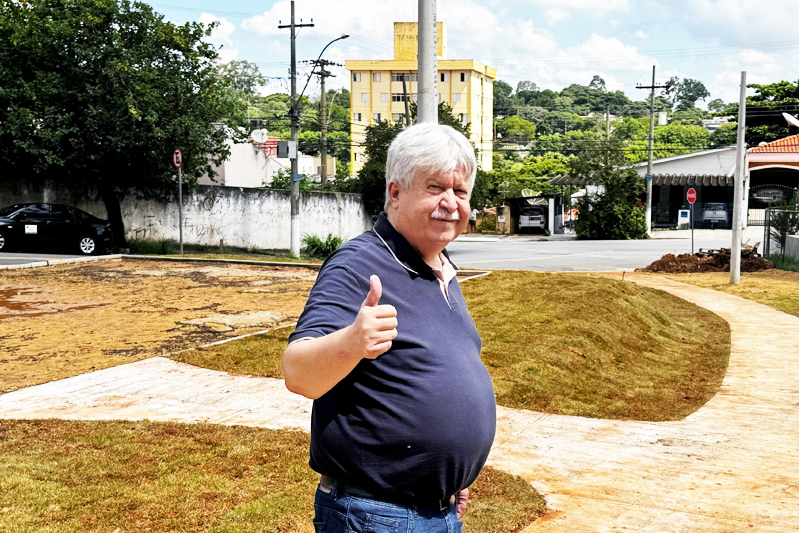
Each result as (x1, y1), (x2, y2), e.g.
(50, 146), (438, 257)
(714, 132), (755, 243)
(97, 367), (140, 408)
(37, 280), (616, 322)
(0, 260), (315, 393)
(661, 269), (799, 318)
(184, 271), (730, 421)
(0, 420), (543, 532)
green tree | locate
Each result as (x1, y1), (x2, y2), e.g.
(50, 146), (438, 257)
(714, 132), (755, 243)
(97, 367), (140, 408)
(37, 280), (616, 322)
(710, 123), (738, 147)
(722, 79), (799, 145)
(570, 139), (647, 239)
(0, 0), (236, 246)
(495, 116), (536, 141)
(345, 120), (405, 216)
(218, 60), (265, 95)
(707, 98), (726, 114)
(664, 77), (711, 111)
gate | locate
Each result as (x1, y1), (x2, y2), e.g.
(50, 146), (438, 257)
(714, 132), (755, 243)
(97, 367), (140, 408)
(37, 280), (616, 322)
(749, 184), (798, 225)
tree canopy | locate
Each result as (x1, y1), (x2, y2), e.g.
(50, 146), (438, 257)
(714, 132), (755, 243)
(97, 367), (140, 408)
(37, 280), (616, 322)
(0, 0), (237, 245)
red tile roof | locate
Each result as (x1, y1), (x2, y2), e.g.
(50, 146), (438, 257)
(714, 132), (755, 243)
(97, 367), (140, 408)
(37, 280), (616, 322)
(749, 134), (799, 153)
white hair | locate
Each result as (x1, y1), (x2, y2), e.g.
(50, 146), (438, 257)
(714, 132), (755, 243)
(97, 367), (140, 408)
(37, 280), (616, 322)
(384, 123), (477, 210)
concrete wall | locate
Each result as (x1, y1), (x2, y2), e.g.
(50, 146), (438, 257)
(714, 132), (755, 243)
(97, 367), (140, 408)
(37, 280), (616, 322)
(786, 235), (799, 262)
(0, 183), (371, 250)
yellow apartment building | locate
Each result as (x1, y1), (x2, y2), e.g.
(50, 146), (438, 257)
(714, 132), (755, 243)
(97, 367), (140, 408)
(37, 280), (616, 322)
(345, 22), (496, 173)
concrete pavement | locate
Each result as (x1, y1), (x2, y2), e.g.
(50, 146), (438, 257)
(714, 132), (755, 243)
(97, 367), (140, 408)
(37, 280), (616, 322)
(1, 274), (798, 531)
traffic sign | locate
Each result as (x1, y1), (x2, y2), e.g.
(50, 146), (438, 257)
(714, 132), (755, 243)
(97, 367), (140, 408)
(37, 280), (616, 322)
(173, 148), (183, 169)
(687, 188), (697, 204)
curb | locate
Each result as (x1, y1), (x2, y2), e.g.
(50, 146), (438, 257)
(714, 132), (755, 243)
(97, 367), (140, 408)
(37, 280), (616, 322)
(121, 254), (322, 270)
(0, 254), (123, 271)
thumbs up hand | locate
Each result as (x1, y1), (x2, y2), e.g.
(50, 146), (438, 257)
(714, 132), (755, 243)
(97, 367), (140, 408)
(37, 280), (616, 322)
(346, 275), (398, 360)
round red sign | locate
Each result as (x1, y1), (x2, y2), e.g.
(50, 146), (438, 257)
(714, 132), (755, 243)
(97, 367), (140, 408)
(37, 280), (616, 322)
(173, 148), (183, 169)
(687, 188), (697, 204)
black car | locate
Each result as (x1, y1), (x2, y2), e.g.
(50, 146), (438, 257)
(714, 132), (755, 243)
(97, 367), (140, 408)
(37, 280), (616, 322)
(0, 203), (113, 255)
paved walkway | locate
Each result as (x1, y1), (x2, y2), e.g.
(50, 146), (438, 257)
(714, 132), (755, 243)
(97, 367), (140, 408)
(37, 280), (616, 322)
(1, 274), (798, 531)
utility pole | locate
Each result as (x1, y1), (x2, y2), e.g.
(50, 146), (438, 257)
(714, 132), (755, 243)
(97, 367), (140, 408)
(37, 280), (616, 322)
(730, 71), (748, 285)
(636, 66), (670, 236)
(402, 77), (411, 126)
(417, 0), (437, 124)
(278, 1), (313, 257)
(304, 58), (341, 186)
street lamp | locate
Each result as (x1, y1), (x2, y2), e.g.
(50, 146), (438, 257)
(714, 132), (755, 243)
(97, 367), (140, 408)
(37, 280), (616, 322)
(288, 32), (349, 257)
(297, 33), (349, 105)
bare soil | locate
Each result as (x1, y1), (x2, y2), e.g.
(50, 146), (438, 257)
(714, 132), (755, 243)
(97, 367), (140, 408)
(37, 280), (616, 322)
(636, 252), (774, 273)
(0, 259), (316, 393)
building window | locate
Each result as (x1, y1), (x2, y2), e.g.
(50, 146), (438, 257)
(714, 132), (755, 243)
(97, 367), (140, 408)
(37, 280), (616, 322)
(452, 93), (461, 103)
(381, 93), (390, 102)
(392, 113), (405, 122)
(391, 93), (410, 102)
(354, 113), (362, 121)
(459, 113), (469, 124)
(460, 72), (466, 82)
(361, 93), (370, 102)
(392, 73), (417, 82)
(353, 72), (361, 82)
(354, 152), (364, 162)
(372, 72), (381, 82)
(373, 113), (381, 121)
(440, 72), (449, 82)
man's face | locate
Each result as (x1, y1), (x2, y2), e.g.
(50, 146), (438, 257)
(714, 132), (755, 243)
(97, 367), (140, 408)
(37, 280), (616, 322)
(388, 169), (471, 262)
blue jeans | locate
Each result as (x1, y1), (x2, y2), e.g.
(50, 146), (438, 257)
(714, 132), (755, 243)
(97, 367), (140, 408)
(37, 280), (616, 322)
(312, 482), (463, 533)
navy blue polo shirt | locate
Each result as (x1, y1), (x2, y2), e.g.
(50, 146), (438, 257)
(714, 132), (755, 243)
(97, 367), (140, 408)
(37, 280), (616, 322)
(289, 213), (496, 502)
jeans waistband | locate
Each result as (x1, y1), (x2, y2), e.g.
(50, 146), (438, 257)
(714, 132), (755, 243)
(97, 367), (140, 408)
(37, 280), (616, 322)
(319, 475), (456, 512)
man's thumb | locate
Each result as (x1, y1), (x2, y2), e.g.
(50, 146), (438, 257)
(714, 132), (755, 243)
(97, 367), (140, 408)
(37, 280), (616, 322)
(363, 275), (382, 307)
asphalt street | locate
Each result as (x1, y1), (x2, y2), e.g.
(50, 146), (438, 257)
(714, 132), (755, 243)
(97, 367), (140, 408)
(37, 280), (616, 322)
(449, 227), (767, 271)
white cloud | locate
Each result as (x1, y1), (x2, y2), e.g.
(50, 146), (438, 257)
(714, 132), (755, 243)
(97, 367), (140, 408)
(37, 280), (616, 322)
(198, 13), (238, 63)
(635, 30), (649, 38)
(524, 0), (630, 13)
(545, 8), (572, 26)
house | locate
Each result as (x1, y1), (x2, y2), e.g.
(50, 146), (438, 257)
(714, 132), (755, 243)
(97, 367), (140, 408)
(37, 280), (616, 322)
(199, 134), (335, 188)
(345, 22), (496, 173)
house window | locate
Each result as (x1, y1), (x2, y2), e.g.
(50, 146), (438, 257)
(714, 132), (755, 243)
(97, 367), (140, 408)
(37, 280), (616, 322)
(354, 113), (362, 121)
(381, 93), (390, 102)
(373, 113), (381, 121)
(392, 113), (404, 122)
(372, 72), (381, 82)
(452, 93), (461, 103)
(392, 73), (418, 82)
(459, 113), (469, 123)
(353, 72), (361, 82)
(392, 93), (410, 102)
(361, 93), (370, 102)
(440, 72), (449, 82)
(460, 72), (466, 82)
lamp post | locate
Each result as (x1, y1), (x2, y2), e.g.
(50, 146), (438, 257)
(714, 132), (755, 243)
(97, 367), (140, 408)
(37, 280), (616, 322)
(287, 33), (349, 256)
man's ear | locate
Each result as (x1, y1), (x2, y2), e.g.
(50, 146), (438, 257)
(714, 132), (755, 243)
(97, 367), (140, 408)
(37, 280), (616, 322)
(387, 181), (402, 209)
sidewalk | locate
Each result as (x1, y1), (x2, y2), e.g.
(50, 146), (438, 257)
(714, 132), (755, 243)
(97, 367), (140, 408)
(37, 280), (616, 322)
(1, 275), (798, 531)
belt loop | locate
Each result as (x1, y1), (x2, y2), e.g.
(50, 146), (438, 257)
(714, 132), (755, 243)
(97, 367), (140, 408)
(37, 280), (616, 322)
(331, 478), (340, 501)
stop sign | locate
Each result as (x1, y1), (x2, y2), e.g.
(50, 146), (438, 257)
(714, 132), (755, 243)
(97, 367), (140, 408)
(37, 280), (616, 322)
(687, 188), (697, 204)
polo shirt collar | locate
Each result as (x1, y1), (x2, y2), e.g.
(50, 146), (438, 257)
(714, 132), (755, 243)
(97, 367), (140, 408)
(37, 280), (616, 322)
(372, 212), (459, 278)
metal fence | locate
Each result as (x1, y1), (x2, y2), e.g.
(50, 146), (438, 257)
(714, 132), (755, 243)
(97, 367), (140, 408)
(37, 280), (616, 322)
(763, 207), (799, 257)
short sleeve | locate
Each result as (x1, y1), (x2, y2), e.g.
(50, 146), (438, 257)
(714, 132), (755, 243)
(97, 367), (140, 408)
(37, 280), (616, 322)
(289, 264), (368, 343)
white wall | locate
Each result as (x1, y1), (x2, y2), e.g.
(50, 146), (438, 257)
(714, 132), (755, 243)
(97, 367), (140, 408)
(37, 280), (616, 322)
(0, 183), (371, 250)
(198, 138), (318, 187)
(786, 235), (799, 262)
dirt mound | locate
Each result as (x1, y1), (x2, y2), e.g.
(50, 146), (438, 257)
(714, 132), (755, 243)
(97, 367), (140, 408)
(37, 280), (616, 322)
(637, 252), (774, 274)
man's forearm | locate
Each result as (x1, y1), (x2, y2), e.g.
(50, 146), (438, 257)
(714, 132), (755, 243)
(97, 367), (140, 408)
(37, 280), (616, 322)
(282, 326), (362, 399)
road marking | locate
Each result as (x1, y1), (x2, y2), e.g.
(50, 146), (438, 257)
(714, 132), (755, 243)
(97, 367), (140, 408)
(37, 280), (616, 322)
(456, 252), (601, 264)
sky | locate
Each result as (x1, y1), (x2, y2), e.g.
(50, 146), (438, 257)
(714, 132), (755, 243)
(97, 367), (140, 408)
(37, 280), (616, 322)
(146, 0), (799, 108)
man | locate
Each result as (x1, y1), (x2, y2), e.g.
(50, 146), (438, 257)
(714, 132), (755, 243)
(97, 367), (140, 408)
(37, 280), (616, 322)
(469, 207), (478, 233)
(283, 123), (496, 533)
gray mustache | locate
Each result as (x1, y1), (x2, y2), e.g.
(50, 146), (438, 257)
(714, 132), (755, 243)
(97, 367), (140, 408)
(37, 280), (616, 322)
(431, 207), (460, 221)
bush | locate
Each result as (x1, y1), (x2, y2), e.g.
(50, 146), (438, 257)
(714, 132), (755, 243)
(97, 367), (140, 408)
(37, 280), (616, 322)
(127, 239), (179, 255)
(575, 196), (647, 240)
(301, 234), (345, 260)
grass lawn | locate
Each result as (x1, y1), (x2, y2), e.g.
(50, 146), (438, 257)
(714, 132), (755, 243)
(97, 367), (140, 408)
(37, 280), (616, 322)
(0, 420), (545, 533)
(176, 271), (731, 422)
(662, 268), (799, 318)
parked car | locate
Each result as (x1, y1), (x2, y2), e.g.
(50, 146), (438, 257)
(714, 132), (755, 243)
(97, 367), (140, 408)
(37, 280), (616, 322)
(701, 203), (730, 227)
(518, 206), (547, 233)
(0, 203), (113, 254)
